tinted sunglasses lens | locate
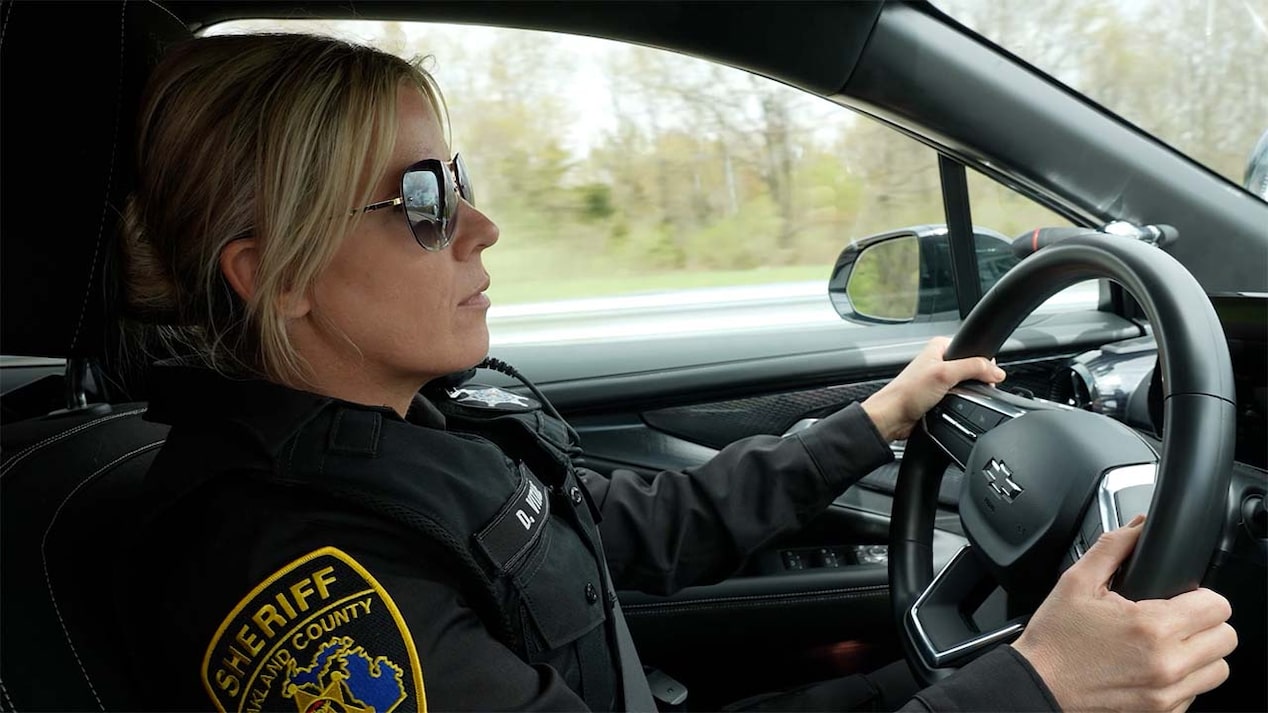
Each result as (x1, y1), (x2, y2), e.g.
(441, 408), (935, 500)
(454, 153), (474, 206)
(442, 162), (459, 229)
(402, 168), (446, 250)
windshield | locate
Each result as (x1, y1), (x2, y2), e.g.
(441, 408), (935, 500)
(938, 0), (1268, 194)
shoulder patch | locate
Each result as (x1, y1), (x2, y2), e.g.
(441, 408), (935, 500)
(202, 547), (426, 713)
(447, 385), (539, 413)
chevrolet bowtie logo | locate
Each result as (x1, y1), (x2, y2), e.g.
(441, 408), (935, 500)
(983, 458), (1023, 502)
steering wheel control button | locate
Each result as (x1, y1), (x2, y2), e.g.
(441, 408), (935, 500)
(944, 393), (1008, 433)
(584, 582), (599, 604)
(970, 408), (1006, 431)
(1097, 463), (1157, 531)
(1113, 486), (1153, 525)
(939, 412), (977, 441)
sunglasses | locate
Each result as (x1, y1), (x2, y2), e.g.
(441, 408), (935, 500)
(355, 153), (474, 251)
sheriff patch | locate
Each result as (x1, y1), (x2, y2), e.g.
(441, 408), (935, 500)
(447, 385), (539, 413)
(203, 547), (425, 713)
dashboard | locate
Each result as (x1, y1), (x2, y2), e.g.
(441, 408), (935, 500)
(1068, 293), (1267, 471)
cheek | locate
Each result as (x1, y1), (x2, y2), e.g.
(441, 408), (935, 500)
(320, 251), (457, 348)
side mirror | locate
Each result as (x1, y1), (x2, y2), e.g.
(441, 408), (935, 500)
(828, 225), (1020, 324)
(828, 231), (921, 323)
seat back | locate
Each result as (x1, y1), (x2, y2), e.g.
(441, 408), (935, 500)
(1, 410), (169, 710)
(1, 1), (188, 362)
(1, 1), (190, 708)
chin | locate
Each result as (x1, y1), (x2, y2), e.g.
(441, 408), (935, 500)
(447, 330), (491, 374)
(465, 323), (491, 359)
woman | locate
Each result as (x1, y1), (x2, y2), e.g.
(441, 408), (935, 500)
(122, 33), (1235, 712)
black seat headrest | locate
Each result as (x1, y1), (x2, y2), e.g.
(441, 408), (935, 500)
(0, 0), (192, 360)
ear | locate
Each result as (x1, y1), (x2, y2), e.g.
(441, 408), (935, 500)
(219, 238), (260, 303)
(219, 239), (312, 318)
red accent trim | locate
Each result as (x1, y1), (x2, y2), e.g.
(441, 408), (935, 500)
(1032, 228), (1040, 252)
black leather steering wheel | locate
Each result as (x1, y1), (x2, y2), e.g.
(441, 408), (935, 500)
(888, 233), (1236, 685)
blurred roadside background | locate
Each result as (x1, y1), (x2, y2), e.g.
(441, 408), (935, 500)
(210, 0), (1265, 314)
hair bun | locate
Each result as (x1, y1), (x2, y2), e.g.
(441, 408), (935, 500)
(118, 196), (183, 324)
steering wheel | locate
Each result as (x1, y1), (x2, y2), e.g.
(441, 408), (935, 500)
(888, 233), (1236, 685)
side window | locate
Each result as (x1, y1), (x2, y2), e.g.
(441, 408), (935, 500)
(206, 20), (954, 343)
(832, 166), (1096, 324)
(967, 169), (1100, 311)
(921, 238), (958, 316)
(205, 21), (1100, 338)
(913, 232), (1019, 317)
(973, 232), (1019, 296)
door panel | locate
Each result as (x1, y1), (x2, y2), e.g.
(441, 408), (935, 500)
(488, 314), (1138, 705)
(487, 311), (1138, 411)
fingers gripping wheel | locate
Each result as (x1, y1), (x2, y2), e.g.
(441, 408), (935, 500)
(888, 234), (1237, 685)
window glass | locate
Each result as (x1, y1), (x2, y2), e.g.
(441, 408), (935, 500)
(848, 235), (920, 321)
(908, 233), (1022, 316)
(974, 233), (1018, 296)
(205, 20), (955, 343)
(937, 0), (1267, 194)
(967, 168), (1100, 310)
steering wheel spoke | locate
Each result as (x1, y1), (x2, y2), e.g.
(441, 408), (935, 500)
(906, 545), (1027, 673)
(922, 382), (1043, 469)
(1063, 462), (1158, 571)
(890, 235), (1236, 686)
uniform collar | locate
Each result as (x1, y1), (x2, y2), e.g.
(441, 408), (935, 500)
(145, 363), (427, 454)
(407, 393), (447, 430)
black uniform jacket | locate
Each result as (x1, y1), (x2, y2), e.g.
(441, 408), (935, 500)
(126, 365), (1057, 712)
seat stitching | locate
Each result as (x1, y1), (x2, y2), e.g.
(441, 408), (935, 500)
(142, 0), (184, 29)
(0, 408), (147, 478)
(622, 584), (889, 612)
(0, 674), (16, 712)
(622, 586), (888, 617)
(69, 0), (128, 352)
(0, 0), (15, 53)
(40, 439), (165, 712)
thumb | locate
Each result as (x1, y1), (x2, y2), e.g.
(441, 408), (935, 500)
(1069, 514), (1145, 590)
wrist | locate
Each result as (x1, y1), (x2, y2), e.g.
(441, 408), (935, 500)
(861, 394), (899, 442)
(1011, 636), (1067, 710)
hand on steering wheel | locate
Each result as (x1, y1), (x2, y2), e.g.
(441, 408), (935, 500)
(862, 337), (1006, 442)
(887, 233), (1238, 710)
(1016, 515), (1236, 711)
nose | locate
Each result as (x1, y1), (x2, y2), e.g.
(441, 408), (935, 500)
(450, 199), (499, 259)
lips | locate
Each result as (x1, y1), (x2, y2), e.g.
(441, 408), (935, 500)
(459, 278), (491, 307)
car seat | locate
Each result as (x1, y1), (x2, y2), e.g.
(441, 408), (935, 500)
(0, 2), (191, 709)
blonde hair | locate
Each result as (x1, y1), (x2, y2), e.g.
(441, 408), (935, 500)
(120, 33), (447, 385)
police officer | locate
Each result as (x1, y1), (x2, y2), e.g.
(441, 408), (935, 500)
(121, 32), (1236, 713)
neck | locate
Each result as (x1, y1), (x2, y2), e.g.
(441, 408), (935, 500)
(302, 367), (420, 418)
(288, 330), (431, 419)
